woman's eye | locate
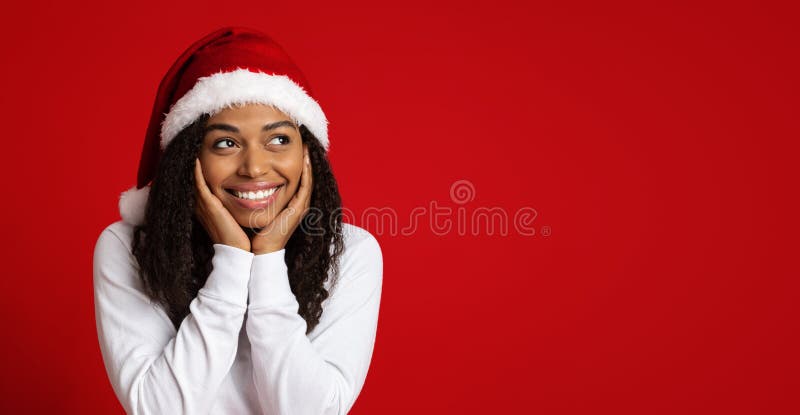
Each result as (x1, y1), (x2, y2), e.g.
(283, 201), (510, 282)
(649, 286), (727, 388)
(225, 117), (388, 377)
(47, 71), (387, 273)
(269, 135), (290, 146)
(213, 138), (236, 149)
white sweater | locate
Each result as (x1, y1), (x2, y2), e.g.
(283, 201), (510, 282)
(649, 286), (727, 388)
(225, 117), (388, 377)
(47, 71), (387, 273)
(93, 220), (383, 415)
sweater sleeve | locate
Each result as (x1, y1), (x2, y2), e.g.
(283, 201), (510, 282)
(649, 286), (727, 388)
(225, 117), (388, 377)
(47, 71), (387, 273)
(93, 225), (254, 415)
(245, 230), (383, 415)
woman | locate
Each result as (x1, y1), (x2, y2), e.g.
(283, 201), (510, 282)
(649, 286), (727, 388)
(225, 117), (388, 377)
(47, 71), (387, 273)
(93, 27), (383, 415)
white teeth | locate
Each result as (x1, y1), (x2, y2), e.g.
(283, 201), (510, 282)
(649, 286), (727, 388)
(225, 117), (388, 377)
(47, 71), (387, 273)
(234, 187), (278, 200)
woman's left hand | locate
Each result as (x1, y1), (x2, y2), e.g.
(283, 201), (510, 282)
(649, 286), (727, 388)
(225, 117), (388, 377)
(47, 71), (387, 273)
(251, 150), (313, 255)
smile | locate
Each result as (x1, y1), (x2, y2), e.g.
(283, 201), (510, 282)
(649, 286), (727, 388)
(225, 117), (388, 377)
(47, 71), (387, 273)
(229, 186), (281, 201)
(224, 185), (284, 210)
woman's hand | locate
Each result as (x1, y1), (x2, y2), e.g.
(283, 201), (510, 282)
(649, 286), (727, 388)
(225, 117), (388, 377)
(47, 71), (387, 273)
(194, 158), (251, 252)
(251, 150), (313, 255)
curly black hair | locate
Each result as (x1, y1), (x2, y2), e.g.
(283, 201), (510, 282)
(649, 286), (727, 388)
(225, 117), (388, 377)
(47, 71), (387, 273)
(131, 113), (345, 334)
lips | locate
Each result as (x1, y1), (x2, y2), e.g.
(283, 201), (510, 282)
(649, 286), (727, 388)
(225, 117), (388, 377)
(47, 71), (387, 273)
(225, 181), (283, 192)
(224, 184), (283, 210)
(226, 186), (282, 201)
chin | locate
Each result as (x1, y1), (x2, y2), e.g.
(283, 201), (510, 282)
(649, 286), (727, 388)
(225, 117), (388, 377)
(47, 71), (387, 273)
(236, 215), (273, 231)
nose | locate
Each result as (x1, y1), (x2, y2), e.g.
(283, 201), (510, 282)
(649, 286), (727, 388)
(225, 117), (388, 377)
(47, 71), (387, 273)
(238, 147), (271, 178)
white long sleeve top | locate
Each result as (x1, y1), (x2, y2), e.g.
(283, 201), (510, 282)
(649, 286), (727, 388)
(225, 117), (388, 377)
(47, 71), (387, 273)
(93, 220), (383, 415)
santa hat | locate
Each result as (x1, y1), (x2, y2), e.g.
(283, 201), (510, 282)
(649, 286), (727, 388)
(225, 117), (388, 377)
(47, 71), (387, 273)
(119, 26), (328, 226)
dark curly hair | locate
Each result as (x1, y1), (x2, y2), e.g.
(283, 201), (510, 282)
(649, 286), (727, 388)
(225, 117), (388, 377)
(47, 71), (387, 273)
(131, 113), (345, 333)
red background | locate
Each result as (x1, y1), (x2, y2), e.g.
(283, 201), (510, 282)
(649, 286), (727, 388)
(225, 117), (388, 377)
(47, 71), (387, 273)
(1, 1), (797, 413)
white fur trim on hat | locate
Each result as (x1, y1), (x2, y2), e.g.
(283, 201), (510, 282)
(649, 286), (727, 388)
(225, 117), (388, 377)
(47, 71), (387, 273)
(160, 68), (329, 150)
(119, 185), (150, 226)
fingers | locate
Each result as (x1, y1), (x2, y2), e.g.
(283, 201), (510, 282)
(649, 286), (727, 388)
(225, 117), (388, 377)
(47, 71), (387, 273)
(296, 151), (313, 209)
(253, 153), (312, 241)
(194, 158), (213, 199)
(193, 158), (205, 218)
(193, 158), (251, 250)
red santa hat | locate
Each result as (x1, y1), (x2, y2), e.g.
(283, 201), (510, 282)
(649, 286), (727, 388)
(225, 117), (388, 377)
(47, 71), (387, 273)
(119, 27), (328, 226)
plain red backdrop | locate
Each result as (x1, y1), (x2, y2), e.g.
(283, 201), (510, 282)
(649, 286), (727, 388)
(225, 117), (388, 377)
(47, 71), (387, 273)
(0, 0), (797, 413)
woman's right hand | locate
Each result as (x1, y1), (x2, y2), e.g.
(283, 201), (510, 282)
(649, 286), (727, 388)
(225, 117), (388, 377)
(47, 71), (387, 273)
(194, 158), (251, 252)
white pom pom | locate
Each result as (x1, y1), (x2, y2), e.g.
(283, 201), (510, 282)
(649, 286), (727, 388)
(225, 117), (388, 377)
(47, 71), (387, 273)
(119, 185), (150, 225)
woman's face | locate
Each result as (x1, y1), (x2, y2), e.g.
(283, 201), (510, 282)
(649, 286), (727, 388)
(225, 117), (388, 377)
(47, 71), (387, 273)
(198, 104), (306, 230)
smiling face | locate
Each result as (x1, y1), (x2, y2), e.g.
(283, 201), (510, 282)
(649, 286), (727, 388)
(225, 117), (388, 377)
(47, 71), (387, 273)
(198, 104), (306, 230)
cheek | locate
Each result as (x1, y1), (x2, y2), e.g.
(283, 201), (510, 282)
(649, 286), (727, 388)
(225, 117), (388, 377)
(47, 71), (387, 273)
(274, 155), (305, 185)
(198, 153), (233, 191)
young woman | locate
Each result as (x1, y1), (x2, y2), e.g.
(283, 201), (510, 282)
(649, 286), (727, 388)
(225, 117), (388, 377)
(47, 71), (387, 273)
(92, 27), (383, 415)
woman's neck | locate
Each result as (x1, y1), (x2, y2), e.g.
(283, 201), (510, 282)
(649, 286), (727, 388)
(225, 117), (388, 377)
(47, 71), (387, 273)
(242, 226), (263, 239)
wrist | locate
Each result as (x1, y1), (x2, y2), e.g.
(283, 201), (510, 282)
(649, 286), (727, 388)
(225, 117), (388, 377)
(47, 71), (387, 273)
(224, 241), (251, 252)
(252, 245), (284, 255)
(216, 242), (252, 254)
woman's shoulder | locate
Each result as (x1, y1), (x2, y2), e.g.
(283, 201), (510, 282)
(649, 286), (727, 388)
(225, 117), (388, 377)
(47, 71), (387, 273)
(95, 220), (137, 253)
(330, 223), (383, 293)
(92, 220), (146, 296)
(341, 222), (382, 261)
(93, 220), (140, 277)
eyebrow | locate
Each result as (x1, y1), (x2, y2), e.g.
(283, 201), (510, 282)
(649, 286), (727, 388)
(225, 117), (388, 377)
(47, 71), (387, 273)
(204, 120), (298, 134)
